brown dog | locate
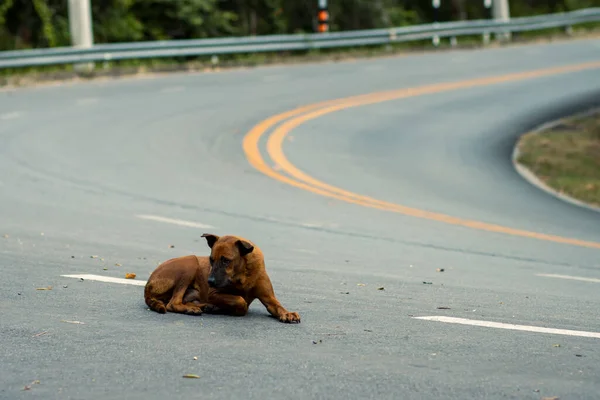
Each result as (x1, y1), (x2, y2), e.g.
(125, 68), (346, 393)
(144, 233), (300, 323)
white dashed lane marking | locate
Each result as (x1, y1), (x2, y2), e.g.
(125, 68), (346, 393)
(62, 274), (147, 286)
(136, 214), (215, 229)
(414, 316), (600, 339)
(536, 273), (600, 284)
(0, 111), (22, 120)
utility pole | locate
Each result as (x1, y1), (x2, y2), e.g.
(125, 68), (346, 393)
(492, 0), (511, 42)
(68, 0), (94, 73)
(317, 0), (329, 33)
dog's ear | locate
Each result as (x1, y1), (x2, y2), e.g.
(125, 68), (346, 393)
(201, 233), (220, 248)
(236, 240), (254, 256)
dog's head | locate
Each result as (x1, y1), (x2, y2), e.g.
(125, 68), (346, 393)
(201, 233), (255, 290)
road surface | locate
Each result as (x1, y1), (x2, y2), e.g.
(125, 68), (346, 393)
(1, 38), (600, 400)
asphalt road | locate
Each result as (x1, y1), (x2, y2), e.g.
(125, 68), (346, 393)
(1, 38), (600, 400)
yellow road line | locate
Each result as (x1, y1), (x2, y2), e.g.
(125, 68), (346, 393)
(243, 61), (600, 249)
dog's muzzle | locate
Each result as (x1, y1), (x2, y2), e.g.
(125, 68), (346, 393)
(208, 275), (216, 288)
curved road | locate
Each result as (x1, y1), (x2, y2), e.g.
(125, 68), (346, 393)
(2, 38), (600, 400)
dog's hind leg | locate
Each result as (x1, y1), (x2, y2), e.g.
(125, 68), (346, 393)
(144, 283), (169, 314)
(166, 281), (204, 315)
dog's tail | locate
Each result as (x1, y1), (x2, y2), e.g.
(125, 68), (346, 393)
(144, 285), (167, 314)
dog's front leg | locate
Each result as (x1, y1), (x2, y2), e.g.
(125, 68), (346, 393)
(207, 293), (248, 316)
(254, 278), (300, 323)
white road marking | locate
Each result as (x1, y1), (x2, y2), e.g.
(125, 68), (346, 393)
(62, 274), (147, 286)
(136, 214), (214, 229)
(536, 273), (600, 283)
(0, 111), (22, 120)
(413, 316), (600, 339)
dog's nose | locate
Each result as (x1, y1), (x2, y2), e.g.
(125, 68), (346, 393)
(208, 276), (216, 287)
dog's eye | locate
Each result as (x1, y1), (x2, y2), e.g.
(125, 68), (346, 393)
(221, 256), (230, 265)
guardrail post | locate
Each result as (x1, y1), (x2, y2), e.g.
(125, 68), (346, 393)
(492, 0), (511, 42)
(432, 0), (441, 47)
(482, 0), (492, 45)
(68, 0), (94, 74)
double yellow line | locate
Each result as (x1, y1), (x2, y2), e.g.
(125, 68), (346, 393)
(243, 61), (600, 249)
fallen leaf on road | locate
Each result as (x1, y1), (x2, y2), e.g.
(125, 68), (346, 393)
(90, 255), (98, 259)
(377, 287), (385, 291)
(437, 307), (451, 310)
(23, 380), (40, 391)
(423, 281), (432, 285)
(357, 283), (366, 286)
(36, 286), (52, 291)
(169, 245), (175, 248)
(125, 273), (136, 279)
(436, 268), (445, 272)
(182, 374), (200, 379)
(553, 344), (561, 347)
(115, 263), (122, 267)
(193, 357), (198, 360)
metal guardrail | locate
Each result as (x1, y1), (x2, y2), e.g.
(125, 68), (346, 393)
(0, 8), (599, 69)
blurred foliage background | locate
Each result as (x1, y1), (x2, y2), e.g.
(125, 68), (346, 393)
(0, 0), (597, 51)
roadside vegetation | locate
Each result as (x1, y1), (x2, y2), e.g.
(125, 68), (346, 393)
(516, 109), (600, 208)
(1, 0), (599, 86)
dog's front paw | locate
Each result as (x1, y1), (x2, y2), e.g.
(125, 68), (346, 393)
(186, 305), (204, 316)
(279, 311), (301, 324)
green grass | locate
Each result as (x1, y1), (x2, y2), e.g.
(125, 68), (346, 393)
(1, 22), (599, 88)
(516, 109), (600, 208)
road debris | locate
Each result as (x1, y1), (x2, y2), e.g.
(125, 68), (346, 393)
(436, 268), (445, 272)
(169, 245), (175, 248)
(125, 273), (136, 279)
(23, 380), (40, 391)
(312, 340), (323, 344)
(553, 344), (561, 347)
(193, 357), (198, 360)
(2, 234), (8, 238)
(32, 331), (49, 338)
(182, 374), (200, 379)
(60, 320), (85, 325)
(115, 263), (122, 267)
(422, 281), (432, 285)
(541, 397), (560, 400)
(357, 283), (366, 286)
(90, 255), (98, 259)
(36, 286), (52, 291)
(377, 287), (385, 291)
(437, 306), (451, 310)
